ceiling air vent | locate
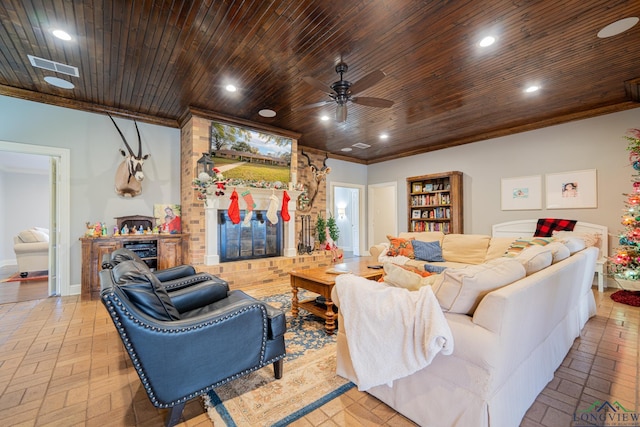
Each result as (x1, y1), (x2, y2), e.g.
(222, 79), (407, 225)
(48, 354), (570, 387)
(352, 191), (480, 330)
(352, 143), (371, 149)
(27, 54), (79, 77)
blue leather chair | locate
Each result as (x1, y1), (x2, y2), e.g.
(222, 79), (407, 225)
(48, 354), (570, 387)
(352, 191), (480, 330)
(99, 259), (286, 426)
(101, 247), (214, 290)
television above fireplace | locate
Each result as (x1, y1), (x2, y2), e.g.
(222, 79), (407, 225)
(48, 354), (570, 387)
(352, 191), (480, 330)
(210, 121), (292, 184)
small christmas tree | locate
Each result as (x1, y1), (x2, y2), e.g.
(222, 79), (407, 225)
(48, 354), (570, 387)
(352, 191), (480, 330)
(609, 128), (640, 287)
(327, 214), (340, 243)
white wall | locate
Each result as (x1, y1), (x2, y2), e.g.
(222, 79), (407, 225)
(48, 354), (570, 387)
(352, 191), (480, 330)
(367, 108), (640, 253)
(0, 168), (49, 265)
(0, 95), (181, 287)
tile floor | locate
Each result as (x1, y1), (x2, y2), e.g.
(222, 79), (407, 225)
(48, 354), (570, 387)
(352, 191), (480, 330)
(0, 279), (637, 426)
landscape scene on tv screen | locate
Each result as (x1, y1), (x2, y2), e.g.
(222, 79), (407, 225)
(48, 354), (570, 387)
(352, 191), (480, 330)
(210, 121), (292, 184)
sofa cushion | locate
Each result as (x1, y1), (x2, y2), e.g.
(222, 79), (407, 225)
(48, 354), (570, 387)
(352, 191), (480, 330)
(441, 234), (491, 264)
(413, 240), (446, 262)
(424, 264), (448, 274)
(386, 235), (415, 258)
(112, 261), (180, 321)
(534, 218), (577, 237)
(515, 245), (553, 275)
(485, 237), (517, 261)
(503, 237), (554, 257)
(18, 228), (49, 243)
(432, 258), (526, 315)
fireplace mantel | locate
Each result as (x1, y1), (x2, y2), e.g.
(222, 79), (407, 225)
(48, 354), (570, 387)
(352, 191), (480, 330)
(204, 187), (302, 265)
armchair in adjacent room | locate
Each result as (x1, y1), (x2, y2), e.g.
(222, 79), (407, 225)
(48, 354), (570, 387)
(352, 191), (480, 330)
(99, 260), (286, 427)
(13, 227), (49, 277)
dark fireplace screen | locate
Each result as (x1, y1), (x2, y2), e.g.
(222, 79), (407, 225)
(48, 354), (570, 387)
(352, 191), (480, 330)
(218, 210), (282, 262)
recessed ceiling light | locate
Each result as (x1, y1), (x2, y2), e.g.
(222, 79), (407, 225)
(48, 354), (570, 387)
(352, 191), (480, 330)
(597, 17), (639, 38)
(478, 36), (496, 47)
(52, 29), (72, 41)
(225, 84), (237, 92)
(259, 109), (276, 117)
(320, 115), (330, 121)
(380, 133), (389, 140)
(44, 76), (74, 89)
(340, 147), (353, 152)
(524, 85), (540, 93)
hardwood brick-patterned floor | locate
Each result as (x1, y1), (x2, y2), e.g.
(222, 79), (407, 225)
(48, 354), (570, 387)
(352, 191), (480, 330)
(0, 279), (637, 426)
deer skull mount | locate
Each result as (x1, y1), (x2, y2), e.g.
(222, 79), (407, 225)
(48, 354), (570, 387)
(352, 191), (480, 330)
(108, 114), (150, 198)
(299, 150), (331, 212)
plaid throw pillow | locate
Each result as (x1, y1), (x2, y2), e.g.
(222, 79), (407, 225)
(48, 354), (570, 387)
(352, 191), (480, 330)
(534, 218), (577, 237)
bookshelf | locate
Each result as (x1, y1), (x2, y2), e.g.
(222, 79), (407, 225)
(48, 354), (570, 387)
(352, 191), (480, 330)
(407, 171), (463, 233)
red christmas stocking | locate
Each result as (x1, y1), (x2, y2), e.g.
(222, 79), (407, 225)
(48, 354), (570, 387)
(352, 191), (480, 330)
(241, 190), (256, 225)
(281, 190), (291, 222)
(228, 190), (240, 224)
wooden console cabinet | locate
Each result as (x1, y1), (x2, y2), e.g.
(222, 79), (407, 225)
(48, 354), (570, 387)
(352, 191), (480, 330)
(80, 234), (188, 300)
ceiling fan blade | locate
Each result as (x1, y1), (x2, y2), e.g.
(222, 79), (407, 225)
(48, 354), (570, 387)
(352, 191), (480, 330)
(302, 76), (332, 95)
(349, 70), (386, 95)
(291, 100), (333, 111)
(351, 97), (394, 108)
(336, 104), (347, 123)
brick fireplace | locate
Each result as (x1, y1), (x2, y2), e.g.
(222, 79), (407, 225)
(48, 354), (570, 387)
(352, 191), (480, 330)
(179, 109), (333, 288)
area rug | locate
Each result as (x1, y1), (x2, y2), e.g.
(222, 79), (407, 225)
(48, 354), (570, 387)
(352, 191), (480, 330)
(204, 286), (354, 426)
(610, 290), (640, 307)
(1, 270), (48, 283)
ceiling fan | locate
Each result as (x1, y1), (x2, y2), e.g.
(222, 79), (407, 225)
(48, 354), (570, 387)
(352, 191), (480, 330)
(296, 62), (394, 122)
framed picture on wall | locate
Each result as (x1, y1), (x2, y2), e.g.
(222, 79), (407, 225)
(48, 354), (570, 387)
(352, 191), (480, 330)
(501, 175), (542, 210)
(545, 169), (597, 209)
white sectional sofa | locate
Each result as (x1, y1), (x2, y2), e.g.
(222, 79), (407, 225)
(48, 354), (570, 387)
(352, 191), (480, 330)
(332, 221), (605, 427)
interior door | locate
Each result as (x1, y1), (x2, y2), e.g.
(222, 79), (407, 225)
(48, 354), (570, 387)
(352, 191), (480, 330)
(368, 183), (398, 251)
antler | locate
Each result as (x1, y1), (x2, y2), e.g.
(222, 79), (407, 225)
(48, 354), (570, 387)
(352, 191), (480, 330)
(107, 113), (134, 157)
(300, 150), (312, 167)
(134, 120), (142, 158)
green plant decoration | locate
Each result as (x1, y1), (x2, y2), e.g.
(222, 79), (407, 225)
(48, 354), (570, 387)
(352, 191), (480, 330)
(315, 214), (326, 244)
(327, 214), (339, 243)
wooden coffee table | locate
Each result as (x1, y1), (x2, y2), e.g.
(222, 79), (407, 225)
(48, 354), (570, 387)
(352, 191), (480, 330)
(289, 258), (383, 335)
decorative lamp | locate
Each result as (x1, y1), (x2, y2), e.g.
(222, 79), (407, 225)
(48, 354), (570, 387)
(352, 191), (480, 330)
(197, 153), (215, 177)
(338, 207), (346, 219)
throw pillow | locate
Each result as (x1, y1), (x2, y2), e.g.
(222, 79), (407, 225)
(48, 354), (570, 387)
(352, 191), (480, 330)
(503, 237), (554, 257)
(545, 241), (571, 263)
(554, 236), (586, 254)
(552, 230), (600, 248)
(441, 234), (491, 264)
(382, 262), (432, 291)
(424, 264), (448, 274)
(534, 218), (577, 237)
(432, 258), (526, 315)
(386, 235), (415, 258)
(413, 240), (445, 262)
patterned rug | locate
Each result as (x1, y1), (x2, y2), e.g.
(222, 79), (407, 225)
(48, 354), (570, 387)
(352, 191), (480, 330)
(204, 284), (354, 426)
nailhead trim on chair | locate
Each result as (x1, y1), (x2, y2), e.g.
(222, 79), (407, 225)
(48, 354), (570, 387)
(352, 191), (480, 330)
(163, 273), (216, 290)
(103, 292), (277, 408)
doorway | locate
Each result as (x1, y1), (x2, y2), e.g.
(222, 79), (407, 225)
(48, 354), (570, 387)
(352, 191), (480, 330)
(0, 141), (71, 298)
(330, 182), (365, 257)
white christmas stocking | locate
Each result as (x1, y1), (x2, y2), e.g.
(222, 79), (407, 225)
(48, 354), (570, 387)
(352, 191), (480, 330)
(266, 193), (279, 224)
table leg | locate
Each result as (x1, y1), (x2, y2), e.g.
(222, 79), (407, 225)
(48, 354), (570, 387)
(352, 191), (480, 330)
(325, 298), (335, 335)
(291, 285), (299, 318)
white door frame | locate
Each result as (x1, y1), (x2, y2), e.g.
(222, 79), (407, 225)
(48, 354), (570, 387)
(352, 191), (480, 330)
(329, 181), (366, 256)
(0, 141), (71, 296)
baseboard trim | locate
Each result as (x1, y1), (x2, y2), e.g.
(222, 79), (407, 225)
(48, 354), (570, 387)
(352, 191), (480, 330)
(0, 259), (17, 268)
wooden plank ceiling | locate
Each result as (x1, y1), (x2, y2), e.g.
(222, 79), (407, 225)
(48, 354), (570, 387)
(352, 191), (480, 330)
(0, 0), (639, 164)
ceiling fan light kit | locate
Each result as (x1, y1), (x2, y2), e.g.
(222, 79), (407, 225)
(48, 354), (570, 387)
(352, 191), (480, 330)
(298, 62), (394, 123)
